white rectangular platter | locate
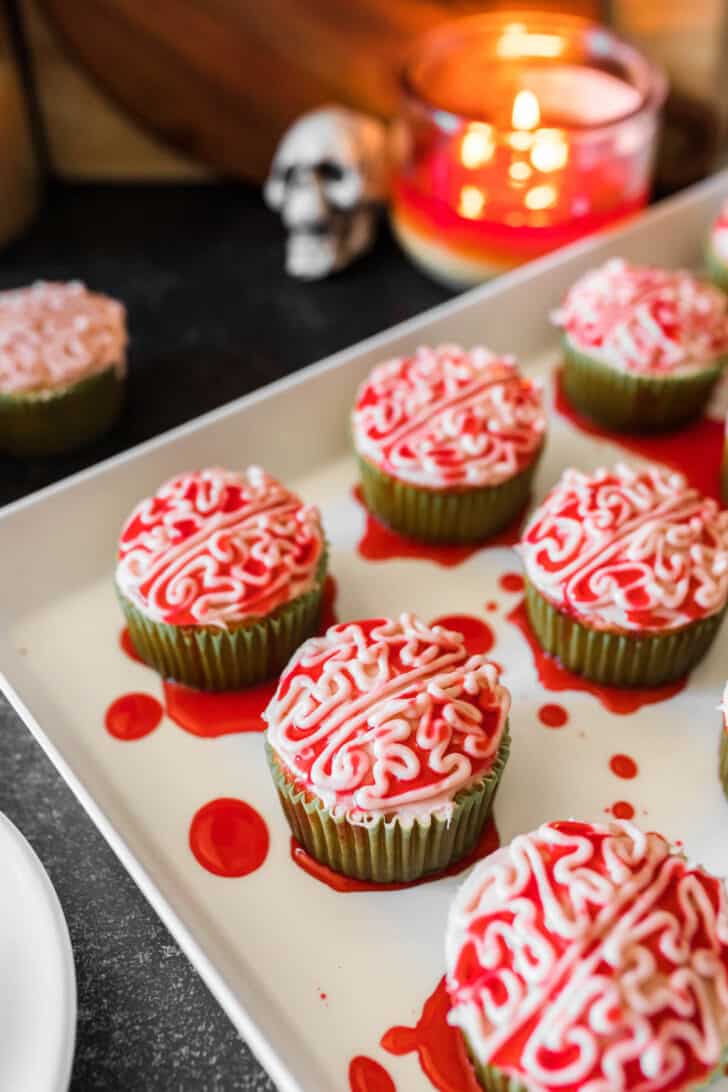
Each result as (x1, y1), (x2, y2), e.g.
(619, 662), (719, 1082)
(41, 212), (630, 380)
(3, 171), (728, 1092)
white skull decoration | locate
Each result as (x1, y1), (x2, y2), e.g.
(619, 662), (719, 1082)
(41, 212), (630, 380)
(264, 106), (389, 280)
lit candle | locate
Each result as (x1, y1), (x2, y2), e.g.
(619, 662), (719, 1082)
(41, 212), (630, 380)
(391, 14), (666, 286)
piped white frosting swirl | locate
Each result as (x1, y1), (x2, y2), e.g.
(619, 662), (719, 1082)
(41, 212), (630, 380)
(352, 345), (546, 489)
(553, 259), (728, 376)
(519, 463), (728, 633)
(116, 466), (324, 629)
(446, 819), (728, 1092)
(0, 280), (127, 394)
(264, 613), (509, 825)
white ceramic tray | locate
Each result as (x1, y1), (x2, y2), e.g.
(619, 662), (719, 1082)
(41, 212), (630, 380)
(3, 172), (728, 1092)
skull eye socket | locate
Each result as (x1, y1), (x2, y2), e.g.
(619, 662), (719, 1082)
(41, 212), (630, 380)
(318, 160), (346, 184)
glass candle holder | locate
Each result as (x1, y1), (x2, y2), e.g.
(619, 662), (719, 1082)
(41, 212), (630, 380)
(391, 12), (667, 287)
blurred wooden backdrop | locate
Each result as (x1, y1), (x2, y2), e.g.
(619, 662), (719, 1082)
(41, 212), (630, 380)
(18, 0), (728, 182)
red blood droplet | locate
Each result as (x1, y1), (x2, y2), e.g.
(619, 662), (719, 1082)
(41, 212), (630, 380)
(189, 798), (269, 877)
(554, 365), (724, 501)
(609, 754), (638, 779)
(611, 801), (635, 820)
(352, 485), (523, 567)
(348, 1056), (397, 1092)
(163, 678), (276, 737)
(498, 572), (525, 593)
(105, 692), (163, 740)
(430, 614), (494, 657)
(119, 627), (145, 664)
(485, 601), (498, 612)
(538, 703), (568, 728)
(507, 600), (687, 715)
(290, 817), (500, 894)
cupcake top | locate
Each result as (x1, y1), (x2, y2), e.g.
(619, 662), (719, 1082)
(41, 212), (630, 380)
(264, 613), (510, 825)
(553, 258), (728, 376)
(0, 280), (127, 395)
(352, 345), (546, 490)
(116, 466), (324, 629)
(519, 463), (728, 633)
(447, 820), (728, 1092)
(710, 199), (728, 265)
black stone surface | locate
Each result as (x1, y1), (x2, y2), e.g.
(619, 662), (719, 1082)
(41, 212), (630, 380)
(0, 183), (451, 1090)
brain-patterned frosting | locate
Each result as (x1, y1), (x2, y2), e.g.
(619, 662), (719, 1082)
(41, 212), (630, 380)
(446, 820), (728, 1092)
(710, 200), (728, 265)
(264, 614), (510, 824)
(552, 259), (728, 375)
(0, 280), (127, 394)
(352, 345), (546, 490)
(116, 467), (324, 628)
(519, 463), (728, 633)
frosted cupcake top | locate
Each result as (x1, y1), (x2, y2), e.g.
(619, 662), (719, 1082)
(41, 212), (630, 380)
(116, 467), (324, 629)
(446, 819), (728, 1092)
(710, 199), (728, 264)
(553, 259), (728, 376)
(518, 463), (728, 633)
(352, 345), (546, 490)
(264, 613), (509, 825)
(0, 280), (127, 394)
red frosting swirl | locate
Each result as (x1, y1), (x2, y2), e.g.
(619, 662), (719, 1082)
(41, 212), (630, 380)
(116, 467), (324, 627)
(446, 820), (728, 1092)
(352, 345), (546, 490)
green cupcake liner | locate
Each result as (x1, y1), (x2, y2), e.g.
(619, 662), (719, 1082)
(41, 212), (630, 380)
(525, 581), (726, 687)
(265, 728), (510, 883)
(707, 245), (728, 294)
(562, 336), (724, 433)
(357, 453), (541, 545)
(117, 559), (326, 690)
(0, 363), (125, 456)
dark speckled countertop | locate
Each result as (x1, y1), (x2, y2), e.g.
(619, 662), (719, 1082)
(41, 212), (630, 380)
(0, 183), (450, 1090)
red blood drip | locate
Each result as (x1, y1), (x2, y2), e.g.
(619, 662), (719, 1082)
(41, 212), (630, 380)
(538, 703), (568, 728)
(104, 692), (163, 740)
(507, 600), (686, 714)
(119, 627), (144, 663)
(290, 816), (500, 893)
(609, 754), (638, 779)
(381, 977), (480, 1092)
(498, 572), (525, 594)
(319, 574), (339, 632)
(611, 801), (635, 820)
(485, 601), (498, 612)
(189, 797), (269, 877)
(430, 614), (494, 657)
(352, 484), (522, 567)
(554, 366), (724, 502)
(163, 678), (276, 737)
(348, 1056), (397, 1092)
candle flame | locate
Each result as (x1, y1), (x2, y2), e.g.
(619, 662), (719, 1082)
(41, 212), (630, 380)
(458, 185), (486, 219)
(530, 129), (569, 172)
(525, 183), (557, 211)
(460, 123), (495, 169)
(512, 90), (540, 131)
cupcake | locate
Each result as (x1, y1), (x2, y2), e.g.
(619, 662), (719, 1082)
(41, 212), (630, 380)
(264, 613), (510, 883)
(115, 466), (327, 691)
(0, 280), (127, 455)
(352, 345), (546, 544)
(707, 199), (728, 293)
(446, 819), (728, 1092)
(518, 463), (728, 686)
(553, 258), (728, 431)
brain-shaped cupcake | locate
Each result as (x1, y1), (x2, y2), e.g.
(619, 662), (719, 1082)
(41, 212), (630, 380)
(446, 819), (728, 1092)
(519, 463), (728, 633)
(116, 466), (325, 628)
(352, 345), (546, 490)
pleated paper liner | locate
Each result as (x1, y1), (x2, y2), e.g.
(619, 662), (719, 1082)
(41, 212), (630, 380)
(707, 245), (728, 294)
(265, 730), (510, 883)
(0, 363), (125, 456)
(562, 337), (724, 432)
(525, 582), (726, 688)
(117, 563), (326, 691)
(357, 454), (541, 545)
